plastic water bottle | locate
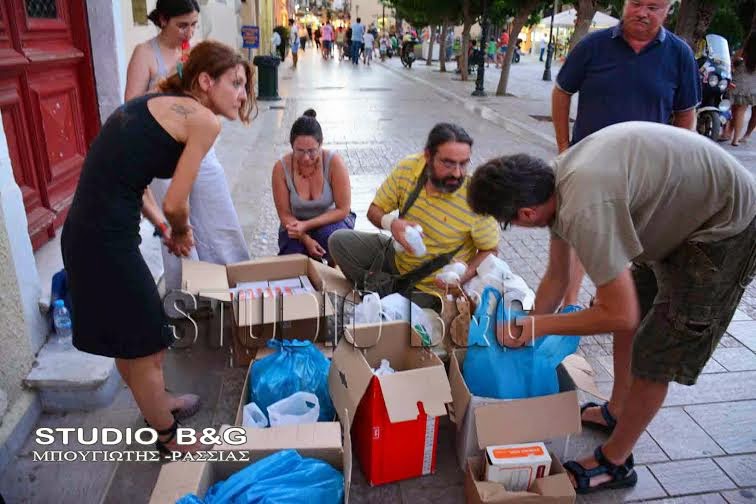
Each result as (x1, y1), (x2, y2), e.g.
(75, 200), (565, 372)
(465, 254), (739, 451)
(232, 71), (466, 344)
(393, 225), (427, 257)
(51, 299), (73, 348)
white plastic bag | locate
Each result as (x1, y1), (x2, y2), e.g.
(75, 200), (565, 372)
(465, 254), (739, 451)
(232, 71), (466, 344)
(477, 255), (513, 279)
(379, 293), (431, 338)
(354, 292), (382, 324)
(267, 391), (320, 427)
(242, 402), (269, 428)
(373, 359), (396, 376)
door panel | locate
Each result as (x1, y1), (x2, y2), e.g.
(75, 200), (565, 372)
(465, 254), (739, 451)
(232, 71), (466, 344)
(0, 0), (99, 249)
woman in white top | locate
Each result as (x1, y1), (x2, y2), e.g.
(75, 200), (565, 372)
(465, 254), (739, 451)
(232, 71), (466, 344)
(124, 0), (250, 292)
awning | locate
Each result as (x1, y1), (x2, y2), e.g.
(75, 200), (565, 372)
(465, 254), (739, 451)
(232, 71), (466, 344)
(540, 8), (619, 29)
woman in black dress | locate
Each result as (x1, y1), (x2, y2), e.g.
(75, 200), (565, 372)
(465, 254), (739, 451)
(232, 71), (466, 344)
(62, 41), (254, 453)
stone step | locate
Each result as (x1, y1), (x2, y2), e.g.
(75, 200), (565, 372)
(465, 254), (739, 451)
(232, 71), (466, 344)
(24, 342), (121, 413)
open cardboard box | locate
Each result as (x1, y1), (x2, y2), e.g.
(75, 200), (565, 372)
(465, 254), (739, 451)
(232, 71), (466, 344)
(465, 454), (575, 504)
(181, 254), (353, 366)
(449, 349), (607, 470)
(328, 321), (453, 484)
(328, 321), (452, 430)
(148, 424), (351, 504)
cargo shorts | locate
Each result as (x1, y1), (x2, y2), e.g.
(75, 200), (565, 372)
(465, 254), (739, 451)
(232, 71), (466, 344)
(631, 217), (756, 385)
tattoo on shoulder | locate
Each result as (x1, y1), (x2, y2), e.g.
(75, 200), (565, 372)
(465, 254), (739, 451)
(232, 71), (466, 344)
(170, 103), (196, 119)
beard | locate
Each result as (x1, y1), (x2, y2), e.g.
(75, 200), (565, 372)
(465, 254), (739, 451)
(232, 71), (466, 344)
(428, 167), (464, 194)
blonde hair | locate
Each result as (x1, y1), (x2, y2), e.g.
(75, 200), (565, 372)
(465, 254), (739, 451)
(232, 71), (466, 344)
(159, 41), (257, 124)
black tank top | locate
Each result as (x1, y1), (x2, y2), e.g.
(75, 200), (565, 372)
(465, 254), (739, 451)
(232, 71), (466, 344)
(65, 93), (187, 248)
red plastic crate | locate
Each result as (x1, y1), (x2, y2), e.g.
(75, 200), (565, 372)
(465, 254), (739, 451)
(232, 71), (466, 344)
(353, 375), (440, 486)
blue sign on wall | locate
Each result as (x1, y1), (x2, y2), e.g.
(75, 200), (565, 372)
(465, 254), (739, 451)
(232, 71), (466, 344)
(242, 25), (260, 49)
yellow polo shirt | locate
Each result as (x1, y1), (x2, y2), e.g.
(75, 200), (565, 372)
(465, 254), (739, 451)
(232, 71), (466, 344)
(372, 153), (500, 294)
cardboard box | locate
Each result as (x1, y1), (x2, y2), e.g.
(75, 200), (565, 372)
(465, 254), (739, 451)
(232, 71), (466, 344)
(485, 442), (551, 491)
(148, 424), (351, 504)
(449, 349), (606, 470)
(182, 254), (353, 366)
(328, 321), (453, 485)
(466, 454), (575, 504)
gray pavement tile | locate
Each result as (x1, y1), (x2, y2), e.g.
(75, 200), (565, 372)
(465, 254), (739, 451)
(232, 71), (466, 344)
(712, 348), (756, 372)
(0, 459), (119, 504)
(685, 401), (756, 454)
(645, 493), (728, 503)
(733, 309), (753, 322)
(648, 458), (736, 496)
(664, 372), (756, 407)
(584, 356), (614, 383)
(212, 367), (247, 427)
(702, 358), (728, 374)
(727, 322), (756, 352)
(719, 336), (746, 349)
(575, 466), (667, 503)
(102, 459), (162, 504)
(722, 488), (756, 503)
(646, 408), (724, 460)
(17, 408), (140, 455)
(581, 344), (612, 357)
(714, 454), (756, 487)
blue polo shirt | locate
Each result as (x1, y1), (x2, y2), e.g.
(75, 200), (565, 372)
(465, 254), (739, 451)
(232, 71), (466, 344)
(556, 25), (700, 144)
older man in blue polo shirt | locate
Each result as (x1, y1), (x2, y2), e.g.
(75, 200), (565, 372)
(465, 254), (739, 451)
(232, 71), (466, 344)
(551, 0), (701, 369)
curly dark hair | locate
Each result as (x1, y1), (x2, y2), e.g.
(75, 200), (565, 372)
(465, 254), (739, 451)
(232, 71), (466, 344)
(468, 154), (555, 227)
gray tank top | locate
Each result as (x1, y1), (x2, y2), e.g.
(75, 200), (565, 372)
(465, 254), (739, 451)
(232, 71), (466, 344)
(147, 37), (170, 91)
(281, 151), (337, 220)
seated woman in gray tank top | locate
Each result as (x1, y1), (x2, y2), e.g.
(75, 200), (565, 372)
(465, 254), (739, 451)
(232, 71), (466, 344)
(272, 109), (355, 264)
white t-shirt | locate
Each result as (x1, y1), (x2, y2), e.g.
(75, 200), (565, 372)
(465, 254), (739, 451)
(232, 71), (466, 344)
(363, 32), (375, 49)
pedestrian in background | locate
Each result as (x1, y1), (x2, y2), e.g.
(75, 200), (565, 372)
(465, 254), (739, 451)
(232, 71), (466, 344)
(730, 34), (756, 146)
(351, 17), (365, 65)
(363, 30), (375, 66)
(289, 18), (300, 68)
(321, 20), (334, 59)
(551, 0), (700, 337)
(299, 23), (308, 52)
(486, 37), (497, 67)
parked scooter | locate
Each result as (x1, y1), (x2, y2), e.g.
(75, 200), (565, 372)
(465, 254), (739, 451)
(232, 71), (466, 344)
(696, 34), (732, 140)
(401, 37), (418, 68)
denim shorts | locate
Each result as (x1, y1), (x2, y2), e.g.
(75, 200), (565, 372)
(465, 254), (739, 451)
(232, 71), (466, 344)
(631, 217), (756, 385)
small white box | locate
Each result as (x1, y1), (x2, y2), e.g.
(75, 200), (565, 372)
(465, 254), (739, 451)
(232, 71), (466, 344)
(484, 442), (552, 491)
(269, 277), (303, 289)
(235, 281), (270, 291)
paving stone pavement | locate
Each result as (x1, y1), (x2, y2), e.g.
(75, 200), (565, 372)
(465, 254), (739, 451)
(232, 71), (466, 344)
(2, 48), (756, 504)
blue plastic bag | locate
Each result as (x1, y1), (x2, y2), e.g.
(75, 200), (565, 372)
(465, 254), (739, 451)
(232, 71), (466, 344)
(177, 450), (344, 504)
(250, 339), (335, 423)
(463, 293), (580, 400)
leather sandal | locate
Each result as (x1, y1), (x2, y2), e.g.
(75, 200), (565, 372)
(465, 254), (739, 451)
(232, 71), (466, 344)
(564, 446), (638, 494)
(580, 401), (617, 434)
(171, 394), (201, 421)
(154, 419), (180, 456)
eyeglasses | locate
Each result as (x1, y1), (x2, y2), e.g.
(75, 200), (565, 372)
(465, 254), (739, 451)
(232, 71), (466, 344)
(294, 148), (320, 159)
(436, 158), (470, 171)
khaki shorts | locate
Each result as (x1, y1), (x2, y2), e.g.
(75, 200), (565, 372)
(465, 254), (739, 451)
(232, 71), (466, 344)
(631, 217), (756, 385)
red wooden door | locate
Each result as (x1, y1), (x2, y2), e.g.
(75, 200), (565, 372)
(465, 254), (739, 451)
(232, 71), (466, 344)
(0, 0), (99, 250)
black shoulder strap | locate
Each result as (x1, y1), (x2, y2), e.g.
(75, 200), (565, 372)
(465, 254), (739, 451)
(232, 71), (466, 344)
(399, 168), (428, 218)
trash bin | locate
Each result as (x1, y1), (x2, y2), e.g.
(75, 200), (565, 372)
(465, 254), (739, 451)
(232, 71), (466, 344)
(253, 55), (282, 101)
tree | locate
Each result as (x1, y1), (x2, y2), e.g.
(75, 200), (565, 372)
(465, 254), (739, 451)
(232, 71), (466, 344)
(494, 0), (548, 96)
(439, 23), (450, 71)
(675, 0), (717, 49)
(385, 0), (462, 68)
(427, 25), (437, 64)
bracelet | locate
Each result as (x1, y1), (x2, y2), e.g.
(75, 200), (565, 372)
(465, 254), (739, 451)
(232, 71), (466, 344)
(154, 221), (169, 238)
(381, 214), (397, 231)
